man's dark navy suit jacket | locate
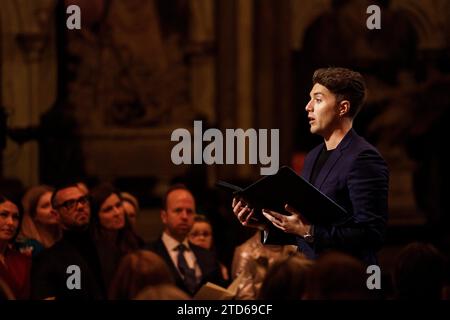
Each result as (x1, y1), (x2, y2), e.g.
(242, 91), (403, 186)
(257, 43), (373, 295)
(148, 238), (225, 295)
(268, 129), (389, 265)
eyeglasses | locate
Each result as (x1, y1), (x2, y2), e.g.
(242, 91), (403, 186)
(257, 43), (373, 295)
(55, 195), (90, 210)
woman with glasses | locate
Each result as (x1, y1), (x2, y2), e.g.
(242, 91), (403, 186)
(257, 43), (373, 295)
(17, 185), (62, 257)
(0, 194), (31, 299)
(188, 214), (229, 282)
(89, 184), (144, 294)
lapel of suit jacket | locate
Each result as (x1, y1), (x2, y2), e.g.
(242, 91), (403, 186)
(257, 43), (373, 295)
(189, 242), (207, 278)
(155, 238), (184, 283)
(314, 129), (356, 190)
(302, 143), (323, 181)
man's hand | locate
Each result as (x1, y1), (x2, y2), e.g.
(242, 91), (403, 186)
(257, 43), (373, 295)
(262, 204), (311, 236)
(232, 197), (267, 230)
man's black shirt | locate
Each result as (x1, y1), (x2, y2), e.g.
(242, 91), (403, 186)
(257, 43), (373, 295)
(310, 146), (335, 185)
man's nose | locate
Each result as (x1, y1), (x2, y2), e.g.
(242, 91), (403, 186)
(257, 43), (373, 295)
(76, 200), (86, 210)
(5, 216), (14, 225)
(305, 100), (313, 112)
(180, 210), (189, 219)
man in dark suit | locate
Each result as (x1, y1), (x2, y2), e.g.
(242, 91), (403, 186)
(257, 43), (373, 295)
(31, 183), (105, 299)
(148, 184), (224, 296)
(233, 67), (389, 265)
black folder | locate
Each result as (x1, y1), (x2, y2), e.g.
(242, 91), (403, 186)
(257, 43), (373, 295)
(217, 166), (349, 225)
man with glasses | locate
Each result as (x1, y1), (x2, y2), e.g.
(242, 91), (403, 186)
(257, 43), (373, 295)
(30, 183), (105, 299)
(53, 190), (90, 229)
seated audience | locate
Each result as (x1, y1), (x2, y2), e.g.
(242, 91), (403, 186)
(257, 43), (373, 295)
(120, 192), (140, 227)
(189, 214), (229, 281)
(393, 242), (449, 300)
(0, 195), (31, 299)
(304, 251), (374, 300)
(135, 283), (190, 300)
(0, 276), (16, 300)
(31, 182), (105, 299)
(258, 254), (313, 300)
(231, 230), (297, 299)
(17, 185), (61, 257)
(90, 184), (145, 291)
(109, 249), (174, 299)
(147, 184), (225, 296)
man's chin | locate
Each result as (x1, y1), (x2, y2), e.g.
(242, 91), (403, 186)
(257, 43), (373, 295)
(176, 229), (190, 239)
(76, 216), (90, 226)
(70, 222), (89, 231)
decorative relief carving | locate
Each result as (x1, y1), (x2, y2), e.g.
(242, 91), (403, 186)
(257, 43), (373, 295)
(67, 0), (194, 129)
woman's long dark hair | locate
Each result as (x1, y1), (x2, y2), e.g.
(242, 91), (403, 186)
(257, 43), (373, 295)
(89, 184), (144, 254)
(0, 194), (24, 242)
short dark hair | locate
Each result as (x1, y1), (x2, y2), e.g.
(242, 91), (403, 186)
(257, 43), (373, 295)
(393, 242), (448, 300)
(51, 182), (82, 208)
(162, 183), (193, 210)
(259, 254), (313, 300)
(305, 251), (373, 299)
(312, 67), (366, 118)
(193, 214), (210, 224)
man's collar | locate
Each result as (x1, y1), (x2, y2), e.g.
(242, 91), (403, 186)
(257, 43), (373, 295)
(162, 231), (190, 251)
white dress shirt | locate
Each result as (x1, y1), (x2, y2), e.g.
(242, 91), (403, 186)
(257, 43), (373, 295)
(161, 232), (202, 282)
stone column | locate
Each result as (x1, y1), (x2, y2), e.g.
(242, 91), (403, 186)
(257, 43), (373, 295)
(189, 0), (217, 186)
(254, 0), (293, 169)
(1, 0), (57, 187)
(216, 0), (237, 179)
(235, 0), (254, 178)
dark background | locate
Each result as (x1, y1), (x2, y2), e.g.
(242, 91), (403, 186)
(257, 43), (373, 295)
(1, 0), (449, 295)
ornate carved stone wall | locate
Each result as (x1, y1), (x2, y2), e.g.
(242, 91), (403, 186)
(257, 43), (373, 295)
(1, 0), (57, 187)
(1, 0), (448, 223)
(65, 0), (216, 193)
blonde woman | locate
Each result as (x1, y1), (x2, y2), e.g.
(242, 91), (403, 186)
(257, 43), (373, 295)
(17, 185), (62, 257)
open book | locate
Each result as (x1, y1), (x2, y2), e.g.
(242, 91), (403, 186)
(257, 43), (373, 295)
(193, 273), (243, 300)
(217, 166), (349, 225)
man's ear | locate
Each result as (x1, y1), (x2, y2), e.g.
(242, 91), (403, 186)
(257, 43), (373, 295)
(161, 209), (167, 224)
(338, 100), (350, 117)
